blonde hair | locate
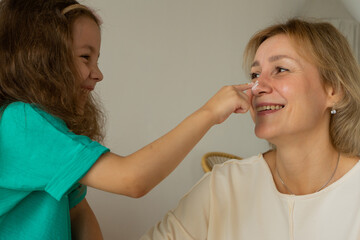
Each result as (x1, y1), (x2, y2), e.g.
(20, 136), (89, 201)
(243, 18), (360, 156)
(0, 0), (105, 142)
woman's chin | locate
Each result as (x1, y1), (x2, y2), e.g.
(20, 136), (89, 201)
(254, 126), (278, 141)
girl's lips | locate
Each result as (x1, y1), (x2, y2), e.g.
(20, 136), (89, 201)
(82, 86), (94, 91)
(80, 87), (93, 96)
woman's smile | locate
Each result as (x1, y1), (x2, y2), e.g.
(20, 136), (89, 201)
(255, 103), (285, 115)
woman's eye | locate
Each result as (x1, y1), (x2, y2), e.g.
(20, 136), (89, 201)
(276, 67), (289, 73)
(250, 72), (260, 80)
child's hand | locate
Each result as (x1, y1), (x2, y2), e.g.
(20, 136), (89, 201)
(200, 83), (254, 124)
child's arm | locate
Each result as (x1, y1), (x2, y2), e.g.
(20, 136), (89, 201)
(80, 83), (253, 197)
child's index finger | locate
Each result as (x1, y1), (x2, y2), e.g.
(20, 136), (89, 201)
(233, 82), (254, 92)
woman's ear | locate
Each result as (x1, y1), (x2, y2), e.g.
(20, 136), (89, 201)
(325, 83), (343, 108)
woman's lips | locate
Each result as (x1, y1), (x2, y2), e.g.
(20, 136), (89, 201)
(255, 103), (285, 115)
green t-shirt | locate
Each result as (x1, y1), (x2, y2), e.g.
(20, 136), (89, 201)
(0, 102), (110, 239)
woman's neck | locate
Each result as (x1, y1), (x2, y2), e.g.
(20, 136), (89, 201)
(276, 145), (338, 195)
(263, 119), (359, 195)
(265, 131), (348, 195)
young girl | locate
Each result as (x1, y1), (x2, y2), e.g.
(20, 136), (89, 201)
(0, 0), (252, 239)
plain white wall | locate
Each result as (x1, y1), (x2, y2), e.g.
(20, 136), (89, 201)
(78, 0), (307, 239)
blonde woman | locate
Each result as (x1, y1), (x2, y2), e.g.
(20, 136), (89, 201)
(141, 19), (360, 240)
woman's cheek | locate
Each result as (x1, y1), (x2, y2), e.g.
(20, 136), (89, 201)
(247, 92), (256, 122)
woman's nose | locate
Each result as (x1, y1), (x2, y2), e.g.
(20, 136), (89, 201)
(251, 75), (272, 96)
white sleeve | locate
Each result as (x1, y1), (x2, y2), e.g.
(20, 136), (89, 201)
(140, 173), (211, 240)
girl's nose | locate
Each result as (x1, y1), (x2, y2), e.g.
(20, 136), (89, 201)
(91, 65), (103, 82)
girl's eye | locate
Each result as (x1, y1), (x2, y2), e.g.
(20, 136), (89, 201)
(80, 55), (90, 61)
(250, 72), (260, 80)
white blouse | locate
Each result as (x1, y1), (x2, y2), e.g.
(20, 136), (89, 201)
(141, 155), (360, 240)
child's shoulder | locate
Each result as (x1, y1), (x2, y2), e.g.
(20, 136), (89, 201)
(3, 102), (45, 120)
(2, 101), (26, 111)
(3, 101), (38, 114)
(1, 101), (65, 129)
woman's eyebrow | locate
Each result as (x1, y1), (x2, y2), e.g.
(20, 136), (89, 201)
(251, 55), (299, 67)
(269, 54), (298, 63)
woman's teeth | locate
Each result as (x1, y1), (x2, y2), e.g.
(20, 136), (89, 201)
(256, 105), (284, 112)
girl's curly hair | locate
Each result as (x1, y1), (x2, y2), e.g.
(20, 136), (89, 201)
(0, 0), (105, 142)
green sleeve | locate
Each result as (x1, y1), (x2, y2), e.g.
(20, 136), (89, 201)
(0, 102), (109, 201)
(68, 183), (87, 209)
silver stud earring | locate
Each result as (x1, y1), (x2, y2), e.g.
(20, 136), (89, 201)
(331, 109), (337, 115)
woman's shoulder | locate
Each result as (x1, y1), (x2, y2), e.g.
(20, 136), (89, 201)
(211, 154), (266, 177)
(215, 154), (263, 167)
(207, 154), (271, 194)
